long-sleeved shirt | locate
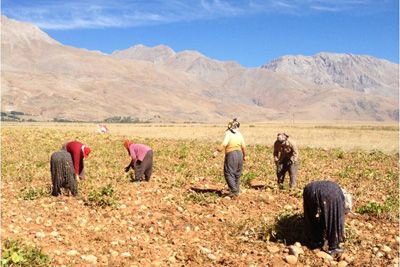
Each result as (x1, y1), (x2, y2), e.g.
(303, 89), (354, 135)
(128, 143), (151, 165)
(65, 141), (84, 175)
(221, 130), (246, 154)
(273, 138), (299, 163)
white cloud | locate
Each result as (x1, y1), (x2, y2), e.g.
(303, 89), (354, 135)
(1, 0), (394, 30)
(310, 5), (341, 12)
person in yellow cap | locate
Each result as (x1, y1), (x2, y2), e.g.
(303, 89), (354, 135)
(213, 118), (246, 198)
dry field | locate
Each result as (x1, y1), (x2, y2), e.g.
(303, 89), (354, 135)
(1, 122), (399, 266)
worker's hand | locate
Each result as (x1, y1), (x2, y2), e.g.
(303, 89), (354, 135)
(75, 174), (80, 181)
(212, 151), (218, 158)
(124, 166), (131, 173)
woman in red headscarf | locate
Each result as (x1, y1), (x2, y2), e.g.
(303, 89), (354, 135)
(62, 141), (91, 180)
(124, 140), (153, 182)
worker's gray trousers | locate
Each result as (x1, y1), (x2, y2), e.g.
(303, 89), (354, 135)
(224, 150), (243, 196)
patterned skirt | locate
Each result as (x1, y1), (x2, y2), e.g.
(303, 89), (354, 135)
(303, 180), (345, 249)
(50, 150), (77, 196)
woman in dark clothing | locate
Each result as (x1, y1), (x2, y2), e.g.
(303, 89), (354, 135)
(50, 150), (77, 196)
(303, 180), (351, 256)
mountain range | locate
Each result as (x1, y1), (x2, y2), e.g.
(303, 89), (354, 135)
(1, 15), (398, 122)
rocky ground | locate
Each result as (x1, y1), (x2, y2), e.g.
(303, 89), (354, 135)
(1, 126), (399, 266)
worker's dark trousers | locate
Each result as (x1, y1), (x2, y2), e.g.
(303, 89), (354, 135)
(134, 150), (153, 181)
(276, 159), (297, 188)
(224, 150), (243, 196)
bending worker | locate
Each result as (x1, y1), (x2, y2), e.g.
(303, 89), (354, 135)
(62, 140), (91, 181)
(303, 180), (352, 256)
(273, 132), (298, 188)
(124, 140), (153, 182)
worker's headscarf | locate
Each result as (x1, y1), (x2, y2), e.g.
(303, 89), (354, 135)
(81, 145), (91, 159)
(124, 140), (133, 151)
(227, 118), (240, 133)
(277, 132), (289, 143)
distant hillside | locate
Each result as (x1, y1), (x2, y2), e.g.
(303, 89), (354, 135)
(112, 45), (243, 83)
(112, 44), (176, 64)
(112, 45), (399, 121)
(2, 15), (399, 122)
(262, 53), (398, 97)
(1, 16), (247, 122)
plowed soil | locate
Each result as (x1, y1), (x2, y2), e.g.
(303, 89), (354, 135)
(1, 124), (398, 266)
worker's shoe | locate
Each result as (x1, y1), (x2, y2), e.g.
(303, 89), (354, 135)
(327, 248), (344, 256)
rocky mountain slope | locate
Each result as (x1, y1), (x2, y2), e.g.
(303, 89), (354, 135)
(1, 16), (252, 122)
(112, 45), (399, 121)
(2, 15), (398, 122)
(262, 53), (398, 97)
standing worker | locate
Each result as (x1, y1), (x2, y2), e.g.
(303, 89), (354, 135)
(62, 141), (91, 180)
(303, 180), (352, 256)
(213, 118), (246, 198)
(273, 132), (298, 188)
(124, 140), (153, 182)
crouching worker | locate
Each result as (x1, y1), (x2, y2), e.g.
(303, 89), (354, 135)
(124, 140), (153, 182)
(213, 118), (246, 198)
(50, 150), (77, 196)
(303, 180), (352, 256)
(62, 141), (91, 181)
(273, 132), (298, 188)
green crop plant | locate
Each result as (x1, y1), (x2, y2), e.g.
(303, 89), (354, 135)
(1, 239), (51, 267)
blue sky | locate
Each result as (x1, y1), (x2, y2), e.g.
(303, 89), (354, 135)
(2, 0), (399, 67)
